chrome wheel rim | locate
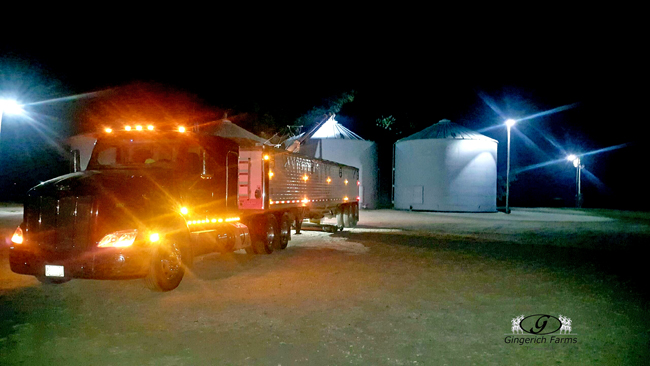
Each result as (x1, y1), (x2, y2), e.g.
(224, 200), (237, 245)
(160, 243), (182, 280)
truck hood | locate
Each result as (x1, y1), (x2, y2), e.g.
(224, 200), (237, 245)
(28, 170), (180, 229)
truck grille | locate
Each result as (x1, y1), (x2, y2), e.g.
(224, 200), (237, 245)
(25, 195), (94, 252)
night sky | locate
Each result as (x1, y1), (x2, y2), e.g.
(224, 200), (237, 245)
(1, 25), (647, 209)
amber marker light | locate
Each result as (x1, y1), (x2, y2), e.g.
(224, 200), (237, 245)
(344, 196), (349, 201)
(263, 154), (270, 161)
(269, 170), (274, 179)
(345, 179), (349, 185)
(11, 226), (23, 244)
(147, 125), (154, 131)
(125, 126), (132, 131)
(327, 177), (332, 183)
(135, 125), (143, 131)
(105, 128), (113, 133)
(180, 207), (189, 215)
(149, 233), (160, 242)
(303, 175), (309, 181)
(178, 126), (186, 133)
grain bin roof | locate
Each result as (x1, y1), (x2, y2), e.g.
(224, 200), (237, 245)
(398, 119), (497, 143)
(311, 116), (365, 140)
(204, 119), (271, 146)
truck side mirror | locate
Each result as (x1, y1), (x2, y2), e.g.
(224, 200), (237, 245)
(70, 149), (81, 173)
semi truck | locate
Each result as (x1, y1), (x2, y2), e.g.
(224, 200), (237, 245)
(9, 125), (359, 291)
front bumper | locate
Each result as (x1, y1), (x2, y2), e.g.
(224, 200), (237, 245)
(9, 244), (152, 280)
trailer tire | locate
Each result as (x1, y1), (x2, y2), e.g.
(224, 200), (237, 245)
(145, 235), (185, 292)
(277, 213), (291, 249)
(252, 215), (276, 254)
(343, 204), (352, 228)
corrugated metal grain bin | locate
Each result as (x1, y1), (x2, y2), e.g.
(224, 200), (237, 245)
(393, 119), (497, 212)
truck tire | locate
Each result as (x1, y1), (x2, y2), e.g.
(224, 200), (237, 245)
(145, 236), (185, 292)
(277, 213), (291, 250)
(352, 203), (359, 226)
(336, 207), (345, 231)
(252, 215), (276, 254)
(343, 204), (352, 228)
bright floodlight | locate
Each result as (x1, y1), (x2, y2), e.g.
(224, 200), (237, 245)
(567, 154), (577, 162)
(505, 119), (517, 127)
(0, 99), (24, 115)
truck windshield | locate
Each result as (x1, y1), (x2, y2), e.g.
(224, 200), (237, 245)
(88, 137), (184, 170)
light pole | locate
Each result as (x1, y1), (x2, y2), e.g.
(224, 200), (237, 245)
(505, 118), (517, 214)
(0, 99), (24, 138)
(567, 154), (583, 208)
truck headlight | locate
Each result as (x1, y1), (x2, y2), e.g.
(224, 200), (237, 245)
(97, 230), (138, 248)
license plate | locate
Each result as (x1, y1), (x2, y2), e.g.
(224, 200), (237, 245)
(45, 265), (65, 277)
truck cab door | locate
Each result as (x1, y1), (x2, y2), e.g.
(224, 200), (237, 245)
(181, 145), (225, 218)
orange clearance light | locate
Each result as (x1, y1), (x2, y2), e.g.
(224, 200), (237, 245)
(269, 170), (274, 179)
(11, 226), (23, 244)
(147, 125), (154, 131)
(344, 196), (349, 201)
(211, 219), (217, 223)
(125, 126), (132, 131)
(180, 207), (189, 215)
(263, 154), (270, 161)
(149, 233), (160, 242)
(303, 175), (309, 182)
(327, 177), (332, 183)
(178, 126), (186, 133)
(301, 197), (309, 203)
(135, 125), (143, 131)
(105, 128), (113, 133)
(344, 179), (349, 185)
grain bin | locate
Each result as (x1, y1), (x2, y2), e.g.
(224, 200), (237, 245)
(393, 119), (497, 212)
(300, 116), (379, 209)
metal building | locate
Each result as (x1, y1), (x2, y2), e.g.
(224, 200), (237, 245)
(393, 119), (497, 212)
(299, 116), (379, 209)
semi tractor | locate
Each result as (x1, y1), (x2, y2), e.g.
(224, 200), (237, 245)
(9, 126), (359, 291)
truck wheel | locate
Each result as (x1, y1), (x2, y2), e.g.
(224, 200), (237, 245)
(343, 204), (352, 228)
(252, 215), (276, 254)
(145, 237), (185, 292)
(336, 207), (345, 231)
(344, 203), (358, 227)
(36, 276), (71, 285)
(277, 213), (291, 249)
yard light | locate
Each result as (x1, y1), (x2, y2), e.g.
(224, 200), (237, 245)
(567, 154), (583, 207)
(505, 119), (517, 214)
(0, 98), (25, 138)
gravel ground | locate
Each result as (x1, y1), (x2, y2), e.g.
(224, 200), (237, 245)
(1, 206), (649, 365)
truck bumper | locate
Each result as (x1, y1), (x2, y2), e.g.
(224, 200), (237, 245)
(9, 245), (152, 280)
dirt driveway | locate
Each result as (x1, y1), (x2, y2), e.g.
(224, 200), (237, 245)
(1, 208), (649, 365)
